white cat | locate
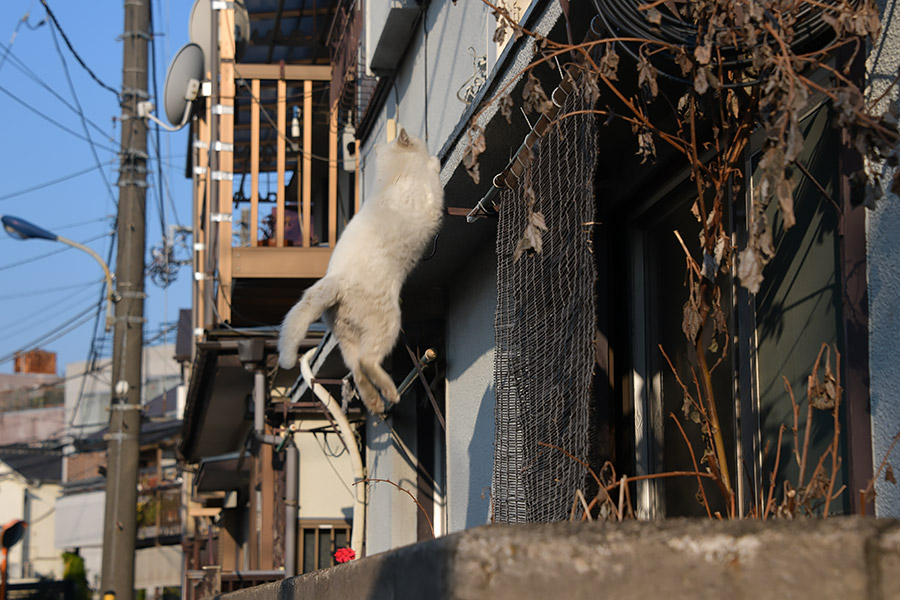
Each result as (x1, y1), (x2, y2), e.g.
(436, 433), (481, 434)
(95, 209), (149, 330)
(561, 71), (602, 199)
(277, 128), (444, 414)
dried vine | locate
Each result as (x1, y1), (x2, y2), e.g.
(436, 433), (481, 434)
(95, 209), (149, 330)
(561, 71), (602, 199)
(472, 0), (897, 516)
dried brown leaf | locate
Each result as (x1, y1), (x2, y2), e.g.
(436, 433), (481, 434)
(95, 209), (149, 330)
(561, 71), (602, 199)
(637, 52), (658, 99)
(599, 44), (620, 81)
(499, 94), (514, 124)
(886, 464), (897, 485)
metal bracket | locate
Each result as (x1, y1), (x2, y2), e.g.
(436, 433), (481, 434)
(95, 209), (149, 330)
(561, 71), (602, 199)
(213, 141), (234, 152)
(194, 243), (206, 251)
(211, 170), (233, 181)
(211, 213), (233, 223)
(114, 315), (147, 324)
(193, 166), (208, 176)
(116, 180), (149, 188)
(118, 290), (147, 299)
(212, 0), (235, 9)
(109, 404), (142, 412)
(193, 140), (209, 150)
(194, 272), (207, 281)
(103, 432), (139, 442)
(211, 104), (234, 115)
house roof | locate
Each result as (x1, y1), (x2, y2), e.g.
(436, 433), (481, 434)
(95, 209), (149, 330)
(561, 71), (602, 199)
(0, 445), (63, 483)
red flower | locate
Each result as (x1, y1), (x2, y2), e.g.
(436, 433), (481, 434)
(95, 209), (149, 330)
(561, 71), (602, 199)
(334, 547), (356, 564)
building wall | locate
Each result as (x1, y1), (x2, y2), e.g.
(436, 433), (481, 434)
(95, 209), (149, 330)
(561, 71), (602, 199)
(0, 463), (63, 580)
(54, 490), (104, 588)
(0, 406), (65, 445)
(295, 419), (356, 521)
(868, 0), (900, 518)
(446, 243), (497, 532)
(64, 343), (180, 438)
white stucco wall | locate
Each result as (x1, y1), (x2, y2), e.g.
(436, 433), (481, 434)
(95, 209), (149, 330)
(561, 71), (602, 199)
(867, 0), (900, 518)
(0, 464), (63, 580)
(295, 419), (356, 521)
(446, 243), (497, 532)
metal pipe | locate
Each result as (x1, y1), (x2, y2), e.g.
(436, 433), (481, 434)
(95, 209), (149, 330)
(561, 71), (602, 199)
(298, 348), (365, 557)
(284, 442), (298, 577)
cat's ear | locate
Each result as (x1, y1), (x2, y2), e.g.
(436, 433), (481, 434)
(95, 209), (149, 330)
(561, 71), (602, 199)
(398, 128), (410, 147)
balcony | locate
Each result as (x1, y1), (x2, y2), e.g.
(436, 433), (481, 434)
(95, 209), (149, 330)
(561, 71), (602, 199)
(193, 57), (357, 329)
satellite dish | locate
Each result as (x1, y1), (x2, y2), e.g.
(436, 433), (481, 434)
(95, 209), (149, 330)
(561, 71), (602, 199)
(163, 43), (204, 127)
(189, 0), (251, 74)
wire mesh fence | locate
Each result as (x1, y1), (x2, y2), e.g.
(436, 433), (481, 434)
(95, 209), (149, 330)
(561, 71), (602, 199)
(492, 76), (598, 523)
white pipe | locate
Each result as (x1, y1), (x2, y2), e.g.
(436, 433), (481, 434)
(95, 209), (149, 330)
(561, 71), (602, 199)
(297, 347), (366, 557)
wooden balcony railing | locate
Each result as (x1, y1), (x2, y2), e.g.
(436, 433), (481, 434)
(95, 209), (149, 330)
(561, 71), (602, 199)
(192, 3), (352, 331)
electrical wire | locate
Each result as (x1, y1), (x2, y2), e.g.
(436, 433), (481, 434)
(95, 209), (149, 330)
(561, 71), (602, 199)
(48, 21), (118, 206)
(0, 41), (111, 140)
(0, 161), (115, 203)
(0, 3), (44, 76)
(0, 231), (111, 272)
(591, 0), (841, 86)
(1, 282), (101, 337)
(0, 84), (119, 153)
(39, 0), (119, 97)
(0, 278), (102, 300)
(0, 302), (101, 367)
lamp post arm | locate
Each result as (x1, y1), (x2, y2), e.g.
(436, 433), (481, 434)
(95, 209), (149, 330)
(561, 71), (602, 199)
(57, 236), (119, 331)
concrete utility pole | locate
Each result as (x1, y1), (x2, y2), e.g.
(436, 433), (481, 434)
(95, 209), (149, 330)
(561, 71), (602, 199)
(101, 0), (149, 597)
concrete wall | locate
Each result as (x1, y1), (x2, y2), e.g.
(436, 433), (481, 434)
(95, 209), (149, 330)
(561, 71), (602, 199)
(867, 0), (900, 518)
(446, 243), (497, 532)
(0, 406), (65, 445)
(220, 518), (900, 600)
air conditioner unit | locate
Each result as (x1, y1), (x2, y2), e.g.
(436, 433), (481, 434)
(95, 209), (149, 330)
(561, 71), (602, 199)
(366, 0), (423, 76)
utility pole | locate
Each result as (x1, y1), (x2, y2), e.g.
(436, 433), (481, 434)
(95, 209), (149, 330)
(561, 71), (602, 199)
(101, 0), (148, 597)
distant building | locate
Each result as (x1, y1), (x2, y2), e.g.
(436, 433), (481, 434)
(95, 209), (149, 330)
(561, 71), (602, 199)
(0, 449), (64, 581)
(56, 342), (185, 593)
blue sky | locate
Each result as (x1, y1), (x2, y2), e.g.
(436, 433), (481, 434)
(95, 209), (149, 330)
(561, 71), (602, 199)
(0, 0), (194, 375)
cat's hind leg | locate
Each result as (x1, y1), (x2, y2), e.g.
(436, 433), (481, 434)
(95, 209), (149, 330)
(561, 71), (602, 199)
(350, 362), (385, 414)
(358, 357), (400, 409)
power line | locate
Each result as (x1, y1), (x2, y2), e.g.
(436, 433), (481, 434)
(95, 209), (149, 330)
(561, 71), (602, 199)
(0, 278), (102, 300)
(0, 4), (45, 75)
(0, 41), (112, 142)
(0, 161), (115, 202)
(39, 0), (119, 97)
(0, 231), (111, 272)
(48, 21), (118, 205)
(2, 284), (101, 337)
(0, 302), (101, 367)
(0, 84), (119, 153)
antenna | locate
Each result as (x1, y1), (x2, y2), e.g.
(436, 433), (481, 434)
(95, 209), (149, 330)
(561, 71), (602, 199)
(137, 43), (204, 132)
(189, 0), (251, 74)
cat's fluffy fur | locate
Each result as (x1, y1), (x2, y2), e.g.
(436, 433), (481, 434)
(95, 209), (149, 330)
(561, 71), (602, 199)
(277, 128), (443, 414)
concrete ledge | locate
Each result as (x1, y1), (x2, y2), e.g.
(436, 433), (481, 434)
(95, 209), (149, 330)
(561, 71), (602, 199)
(222, 517), (900, 600)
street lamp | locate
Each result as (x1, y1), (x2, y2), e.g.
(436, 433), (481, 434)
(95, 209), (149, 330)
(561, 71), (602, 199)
(0, 520), (27, 600)
(1, 215), (119, 331)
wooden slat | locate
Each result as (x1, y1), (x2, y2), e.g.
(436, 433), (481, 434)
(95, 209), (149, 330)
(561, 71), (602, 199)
(217, 6), (235, 323)
(260, 439), (275, 569)
(234, 63), (332, 81)
(232, 246), (332, 278)
(328, 101), (338, 246)
(354, 138), (360, 213)
(196, 101), (210, 334)
(251, 79), (260, 247)
(277, 79), (286, 247)
(302, 80), (313, 247)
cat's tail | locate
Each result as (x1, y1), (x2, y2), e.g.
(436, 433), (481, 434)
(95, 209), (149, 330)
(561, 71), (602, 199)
(278, 278), (339, 369)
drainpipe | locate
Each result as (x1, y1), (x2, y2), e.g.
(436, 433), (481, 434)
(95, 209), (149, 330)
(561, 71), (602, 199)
(298, 347), (366, 557)
(284, 442), (298, 577)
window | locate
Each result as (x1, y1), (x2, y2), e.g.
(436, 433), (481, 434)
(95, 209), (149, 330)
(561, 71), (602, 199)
(625, 102), (848, 518)
(298, 520), (351, 574)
